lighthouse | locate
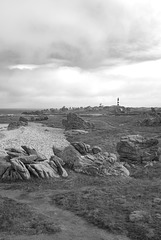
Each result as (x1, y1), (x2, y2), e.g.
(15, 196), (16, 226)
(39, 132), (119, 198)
(117, 97), (119, 106)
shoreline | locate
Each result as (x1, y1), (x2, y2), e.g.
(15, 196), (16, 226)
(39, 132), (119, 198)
(0, 122), (69, 159)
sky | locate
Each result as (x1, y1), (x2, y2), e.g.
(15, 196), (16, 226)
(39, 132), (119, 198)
(0, 0), (161, 108)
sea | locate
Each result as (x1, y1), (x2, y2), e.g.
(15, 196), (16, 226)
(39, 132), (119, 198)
(0, 108), (38, 115)
(0, 109), (33, 139)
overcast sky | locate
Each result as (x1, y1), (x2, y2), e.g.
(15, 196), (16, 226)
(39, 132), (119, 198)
(0, 0), (161, 108)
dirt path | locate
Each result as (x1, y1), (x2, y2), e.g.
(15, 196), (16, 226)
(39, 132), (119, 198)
(0, 187), (130, 240)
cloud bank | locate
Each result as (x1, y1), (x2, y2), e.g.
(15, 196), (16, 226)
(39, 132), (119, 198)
(1, 0), (161, 68)
(1, 59), (161, 108)
(0, 0), (161, 107)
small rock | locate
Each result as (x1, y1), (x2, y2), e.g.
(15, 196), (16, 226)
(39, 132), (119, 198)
(65, 129), (88, 136)
(153, 198), (161, 204)
(115, 197), (127, 204)
(129, 210), (150, 222)
(92, 146), (102, 154)
(145, 228), (155, 238)
(49, 124), (55, 128)
(155, 213), (161, 219)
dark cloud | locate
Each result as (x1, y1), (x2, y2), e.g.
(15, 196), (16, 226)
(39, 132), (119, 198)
(0, 0), (161, 68)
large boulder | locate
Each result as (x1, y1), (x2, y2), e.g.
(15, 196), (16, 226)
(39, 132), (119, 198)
(7, 121), (28, 130)
(54, 144), (129, 177)
(50, 156), (68, 177)
(62, 113), (94, 130)
(0, 146), (68, 181)
(57, 145), (82, 169)
(28, 161), (60, 179)
(73, 152), (129, 177)
(52, 146), (64, 158)
(10, 158), (30, 180)
(21, 146), (47, 161)
(117, 135), (159, 164)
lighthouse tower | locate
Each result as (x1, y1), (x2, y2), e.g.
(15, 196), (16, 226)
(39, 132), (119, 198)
(117, 97), (119, 106)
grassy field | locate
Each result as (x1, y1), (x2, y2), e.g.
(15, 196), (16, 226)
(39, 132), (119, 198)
(53, 113), (161, 239)
(0, 196), (61, 236)
(0, 113), (161, 239)
(51, 175), (161, 239)
(2, 168), (161, 239)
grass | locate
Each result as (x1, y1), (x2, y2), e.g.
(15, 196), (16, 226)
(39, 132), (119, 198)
(51, 176), (161, 239)
(1, 112), (161, 239)
(0, 196), (61, 235)
(2, 169), (161, 239)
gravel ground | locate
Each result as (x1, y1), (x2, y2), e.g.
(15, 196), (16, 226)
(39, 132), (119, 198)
(0, 123), (69, 159)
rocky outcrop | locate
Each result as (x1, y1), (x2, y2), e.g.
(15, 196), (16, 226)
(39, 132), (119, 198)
(71, 142), (102, 155)
(50, 155), (68, 178)
(117, 135), (159, 164)
(62, 113), (94, 130)
(7, 121), (28, 130)
(71, 142), (92, 155)
(138, 116), (161, 126)
(19, 116), (28, 123)
(74, 152), (129, 176)
(53, 143), (129, 177)
(0, 146), (68, 181)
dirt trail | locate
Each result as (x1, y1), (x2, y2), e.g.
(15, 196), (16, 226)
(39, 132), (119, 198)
(0, 187), (130, 240)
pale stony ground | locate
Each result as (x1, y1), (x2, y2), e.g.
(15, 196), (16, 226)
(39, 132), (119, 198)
(0, 122), (69, 159)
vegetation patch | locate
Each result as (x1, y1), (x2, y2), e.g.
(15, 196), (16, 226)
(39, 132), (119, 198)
(51, 176), (161, 240)
(0, 196), (61, 235)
